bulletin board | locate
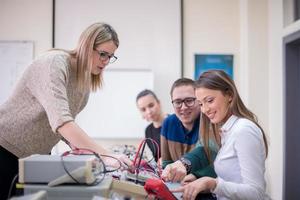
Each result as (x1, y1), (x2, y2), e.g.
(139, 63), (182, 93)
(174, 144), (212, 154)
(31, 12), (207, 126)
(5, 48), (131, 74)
(0, 41), (34, 104)
(75, 69), (154, 139)
(194, 54), (234, 80)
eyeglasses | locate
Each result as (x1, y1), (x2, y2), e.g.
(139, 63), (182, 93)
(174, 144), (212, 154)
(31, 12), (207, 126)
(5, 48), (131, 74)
(95, 50), (118, 63)
(172, 97), (197, 109)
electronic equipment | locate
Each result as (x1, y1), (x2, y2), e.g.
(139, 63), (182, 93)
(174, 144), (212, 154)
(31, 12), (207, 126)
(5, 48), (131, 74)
(127, 138), (162, 184)
(20, 178), (112, 200)
(10, 190), (47, 200)
(125, 169), (157, 183)
(144, 178), (178, 200)
(126, 158), (160, 183)
(19, 154), (101, 186)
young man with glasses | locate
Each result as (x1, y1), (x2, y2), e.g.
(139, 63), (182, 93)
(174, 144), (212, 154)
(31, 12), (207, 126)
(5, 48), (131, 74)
(161, 78), (216, 184)
(161, 78), (200, 168)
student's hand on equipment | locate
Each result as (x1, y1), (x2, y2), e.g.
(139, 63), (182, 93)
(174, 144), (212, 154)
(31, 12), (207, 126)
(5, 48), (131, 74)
(161, 160), (187, 182)
(114, 153), (133, 168)
(171, 177), (217, 200)
(181, 174), (197, 185)
(103, 154), (132, 169)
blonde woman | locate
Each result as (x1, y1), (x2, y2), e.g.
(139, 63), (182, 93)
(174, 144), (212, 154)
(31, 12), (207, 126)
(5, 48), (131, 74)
(0, 23), (131, 199)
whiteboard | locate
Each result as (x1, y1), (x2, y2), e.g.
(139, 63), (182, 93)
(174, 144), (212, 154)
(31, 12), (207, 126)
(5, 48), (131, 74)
(76, 69), (154, 138)
(0, 41), (34, 104)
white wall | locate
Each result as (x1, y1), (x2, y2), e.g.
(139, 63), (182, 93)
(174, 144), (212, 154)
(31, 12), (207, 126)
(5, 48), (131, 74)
(244, 0), (275, 198)
(246, 0), (269, 132)
(0, 0), (52, 56)
(268, 1), (284, 199)
(183, 0), (240, 81)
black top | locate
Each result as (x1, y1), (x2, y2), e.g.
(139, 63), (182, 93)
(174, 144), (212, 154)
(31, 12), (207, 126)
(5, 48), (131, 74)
(145, 123), (161, 161)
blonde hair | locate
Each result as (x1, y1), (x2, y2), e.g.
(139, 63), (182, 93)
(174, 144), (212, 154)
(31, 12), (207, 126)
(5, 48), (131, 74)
(196, 70), (268, 161)
(68, 23), (119, 91)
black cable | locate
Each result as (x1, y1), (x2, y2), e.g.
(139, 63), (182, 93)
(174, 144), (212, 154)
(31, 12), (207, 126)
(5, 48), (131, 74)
(145, 138), (160, 163)
(144, 138), (161, 177)
(135, 140), (147, 184)
(90, 151), (107, 175)
(60, 150), (108, 186)
(99, 154), (122, 173)
(7, 174), (18, 200)
(146, 138), (157, 162)
(63, 146), (123, 173)
(60, 155), (81, 184)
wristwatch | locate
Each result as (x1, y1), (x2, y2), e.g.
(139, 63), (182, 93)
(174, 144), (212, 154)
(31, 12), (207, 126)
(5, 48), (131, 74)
(179, 157), (192, 174)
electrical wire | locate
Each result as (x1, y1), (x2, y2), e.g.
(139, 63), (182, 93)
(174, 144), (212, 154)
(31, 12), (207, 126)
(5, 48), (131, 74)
(144, 138), (162, 177)
(99, 154), (123, 173)
(146, 138), (159, 162)
(60, 155), (81, 184)
(131, 138), (162, 183)
(7, 174), (18, 200)
(143, 138), (162, 177)
(60, 147), (108, 186)
(135, 140), (147, 184)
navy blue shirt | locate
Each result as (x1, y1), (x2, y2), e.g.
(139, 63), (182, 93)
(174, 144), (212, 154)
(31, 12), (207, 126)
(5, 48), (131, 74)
(161, 114), (200, 168)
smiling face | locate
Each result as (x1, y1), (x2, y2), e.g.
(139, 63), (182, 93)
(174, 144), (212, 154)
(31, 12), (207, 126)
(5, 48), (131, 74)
(91, 40), (118, 75)
(172, 85), (200, 130)
(137, 94), (162, 123)
(196, 87), (232, 124)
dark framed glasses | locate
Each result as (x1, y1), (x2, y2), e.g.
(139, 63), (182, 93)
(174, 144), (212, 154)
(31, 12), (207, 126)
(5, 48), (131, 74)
(172, 97), (197, 109)
(95, 50), (118, 63)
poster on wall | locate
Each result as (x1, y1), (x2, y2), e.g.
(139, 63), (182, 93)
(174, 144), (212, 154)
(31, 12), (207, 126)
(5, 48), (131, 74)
(194, 54), (233, 80)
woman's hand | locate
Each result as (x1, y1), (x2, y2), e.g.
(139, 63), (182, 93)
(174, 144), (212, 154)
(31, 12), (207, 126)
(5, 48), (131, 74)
(103, 153), (132, 169)
(161, 160), (187, 182)
(181, 174), (197, 185)
(171, 177), (217, 200)
(115, 154), (132, 166)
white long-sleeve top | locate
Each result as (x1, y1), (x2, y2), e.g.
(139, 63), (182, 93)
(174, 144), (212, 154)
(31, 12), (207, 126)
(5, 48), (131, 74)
(213, 115), (271, 200)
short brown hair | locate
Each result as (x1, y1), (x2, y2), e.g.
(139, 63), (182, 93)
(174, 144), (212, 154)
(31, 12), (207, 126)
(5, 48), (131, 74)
(170, 78), (196, 98)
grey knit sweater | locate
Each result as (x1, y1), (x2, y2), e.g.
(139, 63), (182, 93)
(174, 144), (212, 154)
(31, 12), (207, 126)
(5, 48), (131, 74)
(0, 50), (90, 158)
